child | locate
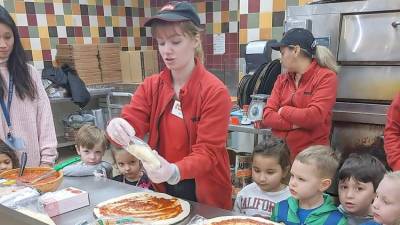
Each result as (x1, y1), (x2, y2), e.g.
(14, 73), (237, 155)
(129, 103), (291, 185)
(0, 140), (19, 173)
(271, 145), (347, 225)
(365, 171), (400, 225)
(337, 153), (386, 225)
(111, 146), (152, 189)
(63, 125), (112, 178)
(233, 138), (291, 219)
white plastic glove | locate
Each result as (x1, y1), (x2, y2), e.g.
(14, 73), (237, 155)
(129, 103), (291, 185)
(142, 151), (180, 185)
(106, 118), (136, 146)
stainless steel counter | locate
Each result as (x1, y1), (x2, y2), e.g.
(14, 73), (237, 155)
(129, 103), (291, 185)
(52, 177), (237, 225)
(49, 87), (114, 103)
(228, 124), (271, 135)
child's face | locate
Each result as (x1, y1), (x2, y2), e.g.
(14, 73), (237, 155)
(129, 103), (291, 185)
(372, 177), (400, 225)
(338, 177), (375, 216)
(0, 153), (12, 173)
(252, 155), (287, 192)
(115, 151), (141, 180)
(76, 144), (105, 165)
(289, 160), (330, 203)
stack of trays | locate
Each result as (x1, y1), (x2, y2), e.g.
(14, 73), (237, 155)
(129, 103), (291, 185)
(56, 44), (102, 85)
(98, 43), (122, 83)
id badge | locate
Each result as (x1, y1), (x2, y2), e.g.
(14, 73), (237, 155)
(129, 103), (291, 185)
(5, 134), (25, 151)
(171, 100), (183, 119)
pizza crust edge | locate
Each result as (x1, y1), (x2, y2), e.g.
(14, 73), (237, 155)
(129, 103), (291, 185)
(93, 192), (190, 225)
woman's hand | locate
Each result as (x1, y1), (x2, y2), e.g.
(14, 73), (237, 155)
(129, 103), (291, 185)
(278, 107), (283, 115)
(106, 118), (136, 146)
(142, 151), (180, 185)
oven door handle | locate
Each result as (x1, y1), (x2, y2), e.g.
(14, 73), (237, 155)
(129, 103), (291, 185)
(392, 21), (400, 28)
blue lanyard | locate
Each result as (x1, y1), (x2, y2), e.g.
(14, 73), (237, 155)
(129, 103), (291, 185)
(0, 77), (14, 133)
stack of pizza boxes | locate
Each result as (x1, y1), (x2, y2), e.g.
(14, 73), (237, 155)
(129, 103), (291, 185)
(98, 43), (122, 83)
(56, 44), (102, 85)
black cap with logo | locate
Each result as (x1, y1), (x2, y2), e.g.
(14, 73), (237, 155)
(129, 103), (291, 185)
(144, 1), (201, 27)
(270, 28), (317, 55)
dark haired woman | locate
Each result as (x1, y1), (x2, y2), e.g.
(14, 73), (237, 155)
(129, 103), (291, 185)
(0, 5), (57, 166)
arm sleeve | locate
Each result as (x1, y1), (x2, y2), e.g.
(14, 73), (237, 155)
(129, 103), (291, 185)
(30, 65), (58, 165)
(121, 79), (152, 139)
(62, 163), (97, 177)
(175, 87), (231, 179)
(279, 72), (337, 129)
(384, 94), (400, 170)
(263, 76), (293, 130)
(270, 202), (279, 222)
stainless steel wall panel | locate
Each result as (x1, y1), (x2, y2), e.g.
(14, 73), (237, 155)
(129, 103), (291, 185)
(337, 66), (400, 101)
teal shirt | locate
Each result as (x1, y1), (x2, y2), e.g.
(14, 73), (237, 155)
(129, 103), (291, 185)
(271, 194), (347, 225)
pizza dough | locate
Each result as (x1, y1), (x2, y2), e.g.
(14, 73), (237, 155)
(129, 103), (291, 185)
(125, 144), (161, 170)
(206, 216), (280, 225)
(94, 192), (190, 225)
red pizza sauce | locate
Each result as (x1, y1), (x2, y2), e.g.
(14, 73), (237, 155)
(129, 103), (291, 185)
(1, 171), (58, 185)
(99, 196), (183, 220)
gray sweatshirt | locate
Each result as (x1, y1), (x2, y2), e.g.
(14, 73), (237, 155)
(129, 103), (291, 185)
(62, 161), (113, 178)
(338, 204), (373, 225)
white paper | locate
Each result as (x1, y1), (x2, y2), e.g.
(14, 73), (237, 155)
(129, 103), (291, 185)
(213, 33), (225, 55)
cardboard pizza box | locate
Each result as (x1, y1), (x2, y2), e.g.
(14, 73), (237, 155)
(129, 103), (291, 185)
(141, 50), (159, 79)
(40, 187), (89, 217)
(120, 51), (143, 83)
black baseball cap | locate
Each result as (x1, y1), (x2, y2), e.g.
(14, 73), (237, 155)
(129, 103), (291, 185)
(270, 28), (317, 55)
(144, 1), (201, 27)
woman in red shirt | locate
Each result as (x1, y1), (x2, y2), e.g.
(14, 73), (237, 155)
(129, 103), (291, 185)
(384, 93), (400, 171)
(263, 28), (339, 159)
(106, 2), (232, 209)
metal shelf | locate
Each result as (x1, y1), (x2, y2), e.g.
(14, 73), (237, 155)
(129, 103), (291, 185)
(57, 136), (75, 148)
(228, 124), (271, 135)
(49, 87), (114, 103)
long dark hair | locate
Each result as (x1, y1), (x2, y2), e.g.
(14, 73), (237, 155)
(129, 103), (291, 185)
(0, 140), (19, 168)
(252, 136), (291, 171)
(0, 6), (36, 100)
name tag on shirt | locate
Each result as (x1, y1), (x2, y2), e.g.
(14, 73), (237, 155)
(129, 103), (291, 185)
(171, 100), (183, 119)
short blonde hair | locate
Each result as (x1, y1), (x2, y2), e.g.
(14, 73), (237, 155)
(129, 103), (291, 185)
(75, 124), (108, 151)
(295, 145), (339, 179)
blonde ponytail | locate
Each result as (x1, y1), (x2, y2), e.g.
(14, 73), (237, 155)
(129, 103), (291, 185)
(315, 45), (339, 73)
(195, 40), (204, 63)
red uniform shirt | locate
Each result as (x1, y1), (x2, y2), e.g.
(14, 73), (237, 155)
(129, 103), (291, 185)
(159, 99), (190, 163)
(384, 93), (400, 170)
(263, 60), (337, 158)
(121, 60), (232, 209)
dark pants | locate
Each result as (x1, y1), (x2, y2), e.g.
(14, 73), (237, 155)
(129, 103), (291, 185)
(165, 179), (197, 202)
